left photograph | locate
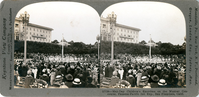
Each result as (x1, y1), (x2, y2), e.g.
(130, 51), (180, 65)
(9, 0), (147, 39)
(14, 2), (100, 88)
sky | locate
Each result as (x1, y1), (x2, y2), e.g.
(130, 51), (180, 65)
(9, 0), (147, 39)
(15, 1), (186, 45)
(16, 2), (100, 44)
(102, 2), (186, 45)
(14, 1), (185, 45)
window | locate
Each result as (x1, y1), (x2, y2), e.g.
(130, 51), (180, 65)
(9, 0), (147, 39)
(103, 24), (106, 28)
(15, 24), (18, 27)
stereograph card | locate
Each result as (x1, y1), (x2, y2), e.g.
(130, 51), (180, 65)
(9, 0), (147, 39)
(0, 0), (198, 96)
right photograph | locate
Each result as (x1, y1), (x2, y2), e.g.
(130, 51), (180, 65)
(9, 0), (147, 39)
(99, 1), (186, 88)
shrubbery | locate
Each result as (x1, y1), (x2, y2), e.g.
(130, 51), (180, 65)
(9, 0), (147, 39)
(14, 40), (185, 55)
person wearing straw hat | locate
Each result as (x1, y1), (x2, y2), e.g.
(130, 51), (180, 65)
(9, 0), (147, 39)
(49, 68), (57, 86)
(24, 70), (35, 88)
(109, 71), (120, 86)
(72, 78), (82, 88)
(139, 76), (149, 87)
(158, 79), (167, 88)
(53, 75), (63, 87)
(136, 70), (142, 87)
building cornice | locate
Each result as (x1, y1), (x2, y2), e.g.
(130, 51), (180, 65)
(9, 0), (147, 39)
(116, 23), (141, 31)
(28, 23), (53, 31)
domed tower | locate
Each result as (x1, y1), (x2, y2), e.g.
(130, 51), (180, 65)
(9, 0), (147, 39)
(108, 12), (117, 65)
(108, 12), (117, 36)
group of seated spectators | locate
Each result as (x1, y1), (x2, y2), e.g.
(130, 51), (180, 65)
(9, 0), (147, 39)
(14, 57), (99, 88)
(100, 54), (186, 88)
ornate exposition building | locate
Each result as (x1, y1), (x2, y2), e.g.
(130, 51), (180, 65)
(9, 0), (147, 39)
(100, 12), (141, 43)
(14, 11), (53, 43)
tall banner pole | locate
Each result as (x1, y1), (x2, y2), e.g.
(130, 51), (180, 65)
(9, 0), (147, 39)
(62, 33), (64, 62)
(149, 34), (151, 64)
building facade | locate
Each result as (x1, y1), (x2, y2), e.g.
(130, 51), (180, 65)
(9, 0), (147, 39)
(14, 11), (53, 43)
(100, 12), (141, 43)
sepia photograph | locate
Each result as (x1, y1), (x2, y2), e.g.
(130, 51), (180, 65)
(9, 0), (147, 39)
(13, 2), (100, 88)
(0, 0), (198, 96)
(99, 2), (186, 89)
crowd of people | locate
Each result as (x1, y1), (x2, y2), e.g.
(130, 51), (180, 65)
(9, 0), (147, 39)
(14, 53), (99, 88)
(14, 52), (186, 89)
(100, 54), (186, 88)
(14, 52), (98, 62)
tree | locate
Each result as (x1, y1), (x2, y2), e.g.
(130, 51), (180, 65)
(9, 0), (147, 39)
(60, 39), (67, 42)
(139, 40), (147, 45)
(51, 40), (59, 43)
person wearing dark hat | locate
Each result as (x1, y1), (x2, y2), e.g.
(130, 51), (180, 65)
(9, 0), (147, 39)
(39, 73), (50, 85)
(126, 74), (136, 87)
(64, 74), (74, 88)
(108, 65), (115, 77)
(24, 70), (35, 88)
(104, 64), (109, 77)
(21, 63), (29, 77)
(85, 77), (97, 88)
(72, 78), (82, 88)
(149, 75), (159, 88)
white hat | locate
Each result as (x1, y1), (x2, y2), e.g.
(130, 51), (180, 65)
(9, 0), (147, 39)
(129, 75), (133, 77)
(158, 79), (167, 86)
(56, 75), (62, 79)
(72, 78), (81, 85)
(141, 76), (147, 80)
(112, 71), (118, 76)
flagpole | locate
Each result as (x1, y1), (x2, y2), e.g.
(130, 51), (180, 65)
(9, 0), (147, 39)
(62, 33), (64, 62)
(149, 34), (151, 64)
